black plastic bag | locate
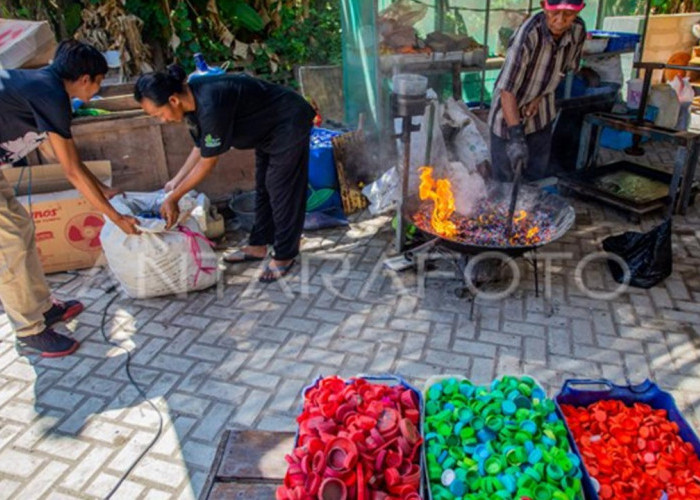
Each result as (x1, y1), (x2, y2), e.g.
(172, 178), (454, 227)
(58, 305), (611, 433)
(602, 219), (672, 289)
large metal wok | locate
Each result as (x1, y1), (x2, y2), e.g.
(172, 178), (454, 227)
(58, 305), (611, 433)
(405, 182), (576, 256)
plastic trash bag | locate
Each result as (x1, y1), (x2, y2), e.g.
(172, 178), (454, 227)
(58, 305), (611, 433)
(362, 166), (399, 215)
(443, 98), (491, 170)
(669, 76), (694, 131)
(304, 207), (349, 231)
(602, 219), (672, 289)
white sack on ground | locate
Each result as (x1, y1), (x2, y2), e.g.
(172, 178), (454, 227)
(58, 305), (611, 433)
(100, 191), (218, 298)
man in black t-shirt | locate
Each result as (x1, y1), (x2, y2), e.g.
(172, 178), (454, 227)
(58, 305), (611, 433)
(0, 40), (139, 358)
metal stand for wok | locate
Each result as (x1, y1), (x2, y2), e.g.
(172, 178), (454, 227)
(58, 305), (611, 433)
(394, 92), (429, 253)
(404, 237), (543, 321)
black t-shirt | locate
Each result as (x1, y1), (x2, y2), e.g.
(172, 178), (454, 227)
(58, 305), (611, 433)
(0, 67), (72, 165)
(184, 74), (316, 157)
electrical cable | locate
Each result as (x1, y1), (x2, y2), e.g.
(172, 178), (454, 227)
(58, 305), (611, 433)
(100, 288), (164, 499)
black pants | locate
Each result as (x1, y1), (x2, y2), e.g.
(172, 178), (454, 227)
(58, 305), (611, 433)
(490, 122), (553, 182)
(248, 135), (310, 261)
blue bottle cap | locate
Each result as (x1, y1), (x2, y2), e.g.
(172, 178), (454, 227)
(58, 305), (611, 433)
(528, 448), (543, 464)
(520, 420), (538, 435)
(449, 479), (466, 496)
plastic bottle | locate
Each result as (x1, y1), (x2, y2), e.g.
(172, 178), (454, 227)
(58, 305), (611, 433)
(187, 53), (225, 81)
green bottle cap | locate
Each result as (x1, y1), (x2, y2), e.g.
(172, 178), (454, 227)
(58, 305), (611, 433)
(428, 384), (443, 400)
(426, 400), (441, 416)
(437, 422), (452, 437)
(465, 467), (481, 489)
(446, 434), (460, 448)
(514, 395), (532, 409)
(444, 379), (458, 395)
(428, 463), (442, 480)
(459, 407), (474, 423)
(517, 474), (536, 490)
(525, 465), (542, 482)
(485, 456), (503, 475)
(460, 426), (475, 441)
(553, 490), (571, 500)
(546, 463), (564, 483)
(535, 483), (553, 500)
(486, 415), (504, 432)
(518, 383), (533, 397)
(506, 447), (527, 467)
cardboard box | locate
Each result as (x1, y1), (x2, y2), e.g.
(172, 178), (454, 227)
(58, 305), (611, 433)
(3, 161), (112, 274)
(0, 18), (57, 69)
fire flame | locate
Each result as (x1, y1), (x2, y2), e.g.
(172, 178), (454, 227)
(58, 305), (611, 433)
(418, 167), (457, 238)
(513, 210), (526, 223)
(527, 227), (540, 240)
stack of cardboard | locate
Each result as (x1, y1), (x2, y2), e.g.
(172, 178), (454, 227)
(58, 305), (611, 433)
(0, 18), (57, 69)
(4, 161), (111, 274)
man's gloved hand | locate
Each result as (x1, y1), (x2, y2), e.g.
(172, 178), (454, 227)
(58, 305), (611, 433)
(505, 124), (528, 170)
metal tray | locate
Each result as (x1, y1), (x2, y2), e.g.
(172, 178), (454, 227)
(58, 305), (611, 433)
(559, 161), (698, 215)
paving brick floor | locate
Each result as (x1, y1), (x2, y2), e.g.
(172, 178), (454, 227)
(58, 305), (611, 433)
(1, 143), (700, 499)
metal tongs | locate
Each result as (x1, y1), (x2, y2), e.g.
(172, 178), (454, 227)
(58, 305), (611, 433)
(505, 159), (524, 238)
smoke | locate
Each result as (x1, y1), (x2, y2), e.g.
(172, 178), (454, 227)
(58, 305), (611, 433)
(447, 161), (487, 217)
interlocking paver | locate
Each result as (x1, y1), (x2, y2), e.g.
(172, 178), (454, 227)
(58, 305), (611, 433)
(2, 141), (700, 497)
(16, 461), (69, 499)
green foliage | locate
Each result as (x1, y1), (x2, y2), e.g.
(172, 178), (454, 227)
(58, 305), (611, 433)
(256, 1), (342, 86)
(124, 0), (170, 41)
(2, 0), (342, 86)
(218, 1), (265, 33)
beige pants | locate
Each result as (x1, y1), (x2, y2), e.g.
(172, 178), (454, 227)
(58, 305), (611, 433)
(0, 169), (52, 337)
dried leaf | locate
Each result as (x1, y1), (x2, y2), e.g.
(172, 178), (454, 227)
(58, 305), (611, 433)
(170, 33), (181, 51)
(233, 39), (249, 60)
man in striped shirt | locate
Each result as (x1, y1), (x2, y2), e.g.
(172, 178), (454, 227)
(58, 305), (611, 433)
(489, 0), (587, 182)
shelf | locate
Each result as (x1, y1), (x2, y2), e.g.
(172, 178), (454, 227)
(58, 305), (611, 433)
(582, 49), (637, 60)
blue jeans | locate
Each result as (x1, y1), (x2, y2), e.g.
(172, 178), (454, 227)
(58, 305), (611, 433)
(490, 122), (553, 182)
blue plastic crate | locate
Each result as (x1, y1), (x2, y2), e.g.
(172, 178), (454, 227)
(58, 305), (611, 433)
(555, 378), (700, 500)
(589, 30), (641, 53)
(600, 106), (658, 150)
(309, 127), (342, 190)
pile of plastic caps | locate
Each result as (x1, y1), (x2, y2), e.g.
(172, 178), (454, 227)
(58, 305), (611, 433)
(424, 376), (584, 500)
(561, 400), (700, 499)
(310, 127), (341, 149)
(277, 376), (423, 500)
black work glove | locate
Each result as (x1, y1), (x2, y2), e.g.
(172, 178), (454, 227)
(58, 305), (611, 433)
(505, 124), (528, 170)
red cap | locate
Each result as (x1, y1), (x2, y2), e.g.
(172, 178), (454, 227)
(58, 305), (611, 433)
(543, 0), (585, 11)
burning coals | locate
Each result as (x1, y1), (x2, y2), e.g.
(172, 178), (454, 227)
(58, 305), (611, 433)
(413, 202), (554, 247)
(415, 167), (554, 247)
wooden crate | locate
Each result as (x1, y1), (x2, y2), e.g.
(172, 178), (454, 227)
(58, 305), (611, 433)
(50, 111), (257, 203)
(200, 430), (294, 500)
(332, 130), (369, 214)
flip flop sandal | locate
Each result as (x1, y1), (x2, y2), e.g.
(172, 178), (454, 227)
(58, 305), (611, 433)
(259, 259), (296, 283)
(223, 249), (265, 264)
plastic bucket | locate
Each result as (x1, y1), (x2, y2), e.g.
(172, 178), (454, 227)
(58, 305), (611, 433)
(228, 191), (256, 231)
(626, 78), (644, 109)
